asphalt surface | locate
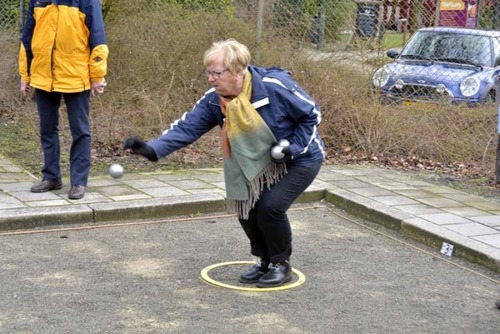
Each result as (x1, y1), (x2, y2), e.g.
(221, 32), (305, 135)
(0, 206), (499, 333)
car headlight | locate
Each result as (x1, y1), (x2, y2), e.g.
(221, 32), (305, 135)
(460, 77), (480, 97)
(372, 68), (390, 88)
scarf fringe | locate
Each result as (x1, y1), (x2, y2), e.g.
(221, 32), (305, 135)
(226, 162), (287, 220)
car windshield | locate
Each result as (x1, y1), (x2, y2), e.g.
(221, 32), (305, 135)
(400, 31), (493, 67)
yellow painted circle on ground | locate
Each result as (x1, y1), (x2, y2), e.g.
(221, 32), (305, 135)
(200, 260), (306, 292)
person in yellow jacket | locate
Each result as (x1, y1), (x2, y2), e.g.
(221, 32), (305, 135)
(19, 0), (108, 200)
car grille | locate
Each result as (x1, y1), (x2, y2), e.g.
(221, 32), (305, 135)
(390, 84), (452, 102)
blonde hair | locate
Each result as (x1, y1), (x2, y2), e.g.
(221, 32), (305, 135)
(203, 38), (251, 73)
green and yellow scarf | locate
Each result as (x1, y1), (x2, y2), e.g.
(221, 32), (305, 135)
(220, 71), (286, 219)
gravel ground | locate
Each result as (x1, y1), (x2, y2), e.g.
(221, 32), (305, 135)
(0, 205), (499, 333)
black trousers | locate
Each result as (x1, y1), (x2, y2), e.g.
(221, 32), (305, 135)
(35, 89), (91, 186)
(238, 162), (322, 264)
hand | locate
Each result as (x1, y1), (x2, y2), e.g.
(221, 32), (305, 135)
(91, 79), (107, 96)
(20, 81), (30, 97)
(270, 144), (292, 163)
(123, 137), (158, 162)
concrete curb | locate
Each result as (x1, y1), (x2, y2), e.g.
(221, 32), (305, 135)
(402, 218), (500, 272)
(0, 205), (94, 231)
(90, 193), (227, 222)
(325, 188), (413, 230)
(325, 189), (500, 273)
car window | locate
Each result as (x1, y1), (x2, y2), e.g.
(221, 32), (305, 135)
(400, 31), (493, 67)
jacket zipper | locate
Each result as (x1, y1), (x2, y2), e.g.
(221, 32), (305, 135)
(50, 2), (58, 92)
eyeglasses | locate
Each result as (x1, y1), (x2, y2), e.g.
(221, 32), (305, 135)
(204, 68), (229, 79)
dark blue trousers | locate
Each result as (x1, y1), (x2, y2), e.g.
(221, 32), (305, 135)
(239, 162), (322, 264)
(35, 89), (91, 186)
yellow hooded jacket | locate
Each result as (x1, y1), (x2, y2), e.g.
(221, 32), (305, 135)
(19, 0), (108, 93)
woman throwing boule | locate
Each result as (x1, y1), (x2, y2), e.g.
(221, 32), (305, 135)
(124, 39), (325, 288)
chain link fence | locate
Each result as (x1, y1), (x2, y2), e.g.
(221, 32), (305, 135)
(0, 0), (25, 113)
(0, 0), (22, 40)
(1, 0), (500, 174)
(5, 1), (499, 95)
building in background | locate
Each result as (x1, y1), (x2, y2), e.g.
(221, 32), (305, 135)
(382, 0), (497, 31)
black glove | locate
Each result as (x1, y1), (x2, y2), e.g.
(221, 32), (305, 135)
(270, 144), (292, 163)
(123, 137), (158, 162)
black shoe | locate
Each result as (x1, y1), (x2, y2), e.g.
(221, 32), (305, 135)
(239, 258), (270, 284)
(496, 300), (500, 309)
(30, 180), (62, 193)
(68, 185), (85, 200)
(257, 261), (292, 288)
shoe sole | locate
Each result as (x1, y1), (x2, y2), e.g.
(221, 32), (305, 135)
(256, 275), (293, 288)
(68, 193), (85, 200)
(239, 271), (268, 284)
(68, 195), (84, 200)
(238, 277), (261, 284)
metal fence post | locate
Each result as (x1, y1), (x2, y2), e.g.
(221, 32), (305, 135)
(434, 0), (441, 27)
(317, 0), (326, 50)
(19, 0), (25, 36)
(255, 0), (265, 65)
(494, 1), (500, 30)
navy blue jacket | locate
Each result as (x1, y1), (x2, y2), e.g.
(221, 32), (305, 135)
(148, 66), (325, 166)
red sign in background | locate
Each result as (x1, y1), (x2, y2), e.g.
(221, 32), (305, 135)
(438, 0), (478, 27)
(383, 0), (488, 29)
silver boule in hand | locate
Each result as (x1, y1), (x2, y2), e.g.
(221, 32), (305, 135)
(271, 139), (291, 160)
(271, 146), (285, 159)
(277, 139), (290, 148)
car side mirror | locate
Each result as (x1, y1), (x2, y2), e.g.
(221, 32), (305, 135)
(386, 49), (399, 59)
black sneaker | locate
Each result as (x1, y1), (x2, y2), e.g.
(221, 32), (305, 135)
(239, 258), (270, 284)
(256, 261), (292, 288)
